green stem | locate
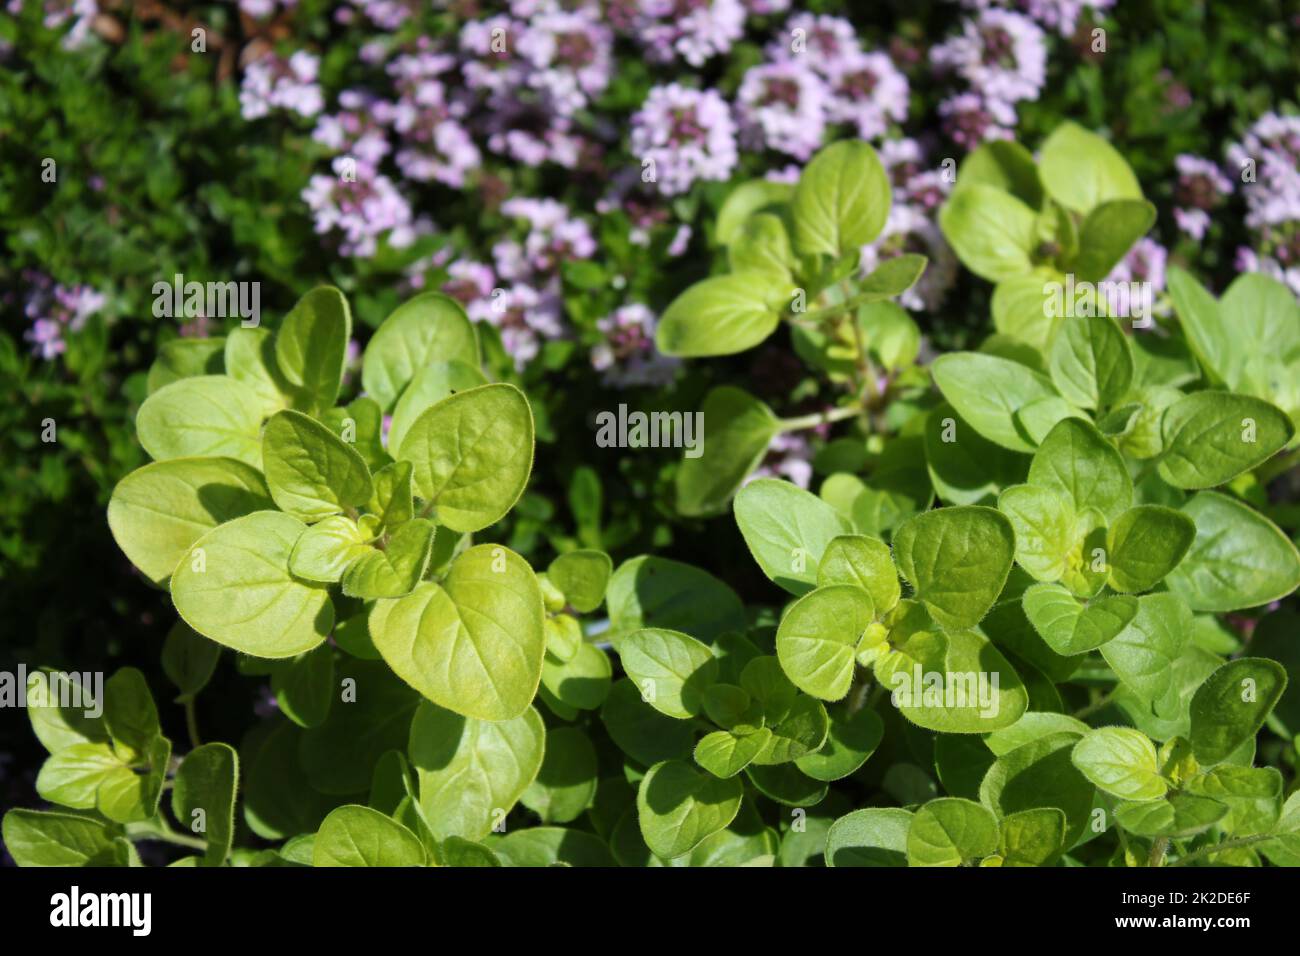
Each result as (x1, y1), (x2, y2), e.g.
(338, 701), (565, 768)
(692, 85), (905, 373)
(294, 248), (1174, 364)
(184, 697), (202, 750)
(127, 821), (207, 852)
(1167, 832), (1277, 867)
(1072, 686), (1120, 720)
(1148, 837), (1169, 868)
(780, 405), (862, 432)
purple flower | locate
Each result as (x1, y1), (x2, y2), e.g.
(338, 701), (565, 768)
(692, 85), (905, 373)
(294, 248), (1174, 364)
(591, 304), (681, 388)
(301, 158), (426, 258)
(635, 0), (746, 68)
(749, 432), (813, 489)
(766, 14), (861, 77)
(630, 84), (738, 196)
(1171, 154), (1232, 240)
(498, 198), (597, 278)
(342, 0), (418, 30)
(959, 0), (1115, 37)
(40, 0), (98, 50)
(476, 283), (566, 371)
(312, 90), (392, 167)
(240, 50), (323, 120)
(21, 273), (106, 360)
(931, 10), (1047, 106)
(239, 0), (297, 19)
(736, 60), (829, 160)
(1107, 237), (1168, 293)
(824, 51), (909, 140)
(517, 9), (614, 116)
(460, 16), (529, 96)
(938, 92), (1017, 148)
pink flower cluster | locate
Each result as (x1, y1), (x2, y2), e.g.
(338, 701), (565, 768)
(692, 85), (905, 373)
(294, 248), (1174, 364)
(239, 51), (324, 120)
(20, 272), (106, 360)
(931, 9), (1046, 147)
(1227, 113), (1300, 294)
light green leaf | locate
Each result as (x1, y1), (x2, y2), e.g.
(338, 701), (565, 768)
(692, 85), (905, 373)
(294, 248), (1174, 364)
(275, 287), (351, 411)
(387, 360), (488, 457)
(340, 517), (435, 599)
(998, 808), (1067, 867)
(171, 511), (334, 658)
(1, 809), (121, 867)
(1038, 122), (1142, 214)
(1184, 766), (1283, 836)
(107, 457), (273, 586)
(1157, 392), (1294, 489)
(369, 543), (544, 721)
(262, 410), (373, 522)
(1189, 658), (1288, 766)
(547, 549), (612, 613)
(1070, 727), (1166, 800)
(931, 352), (1060, 452)
(1028, 417), (1132, 523)
(607, 556), (746, 641)
(924, 403), (1028, 506)
(409, 702), (545, 841)
(735, 478), (851, 596)
(752, 694), (829, 765)
(224, 326), (296, 415)
(613, 627), (718, 719)
(907, 797), (999, 867)
(147, 337), (226, 393)
(521, 726), (598, 824)
(980, 731), (1096, 846)
(1048, 316), (1134, 410)
(600, 678), (695, 767)
(540, 641), (612, 713)
(792, 140), (891, 258)
(367, 461), (414, 529)
(939, 184), (1038, 282)
(1165, 492), (1300, 611)
(816, 534), (900, 615)
(1099, 592), (1191, 705)
(727, 212), (794, 277)
(362, 292), (479, 414)
(1115, 794), (1227, 839)
(1072, 199), (1156, 281)
(892, 505), (1014, 630)
(636, 759), (744, 860)
(488, 827), (615, 867)
(135, 375), (265, 468)
(1022, 582), (1138, 655)
(36, 743), (129, 811)
(716, 178), (794, 245)
(656, 271), (791, 358)
(825, 808), (911, 867)
(776, 585), (874, 701)
(313, 804), (425, 866)
(675, 386), (779, 516)
(694, 729), (771, 779)
(1106, 505), (1196, 593)
(288, 514), (372, 583)
(998, 484), (1078, 582)
(795, 708), (883, 782)
(172, 743), (238, 866)
(398, 383), (534, 533)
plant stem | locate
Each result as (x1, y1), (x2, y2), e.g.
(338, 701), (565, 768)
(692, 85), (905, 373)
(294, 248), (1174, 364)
(780, 405), (862, 431)
(1167, 832), (1276, 867)
(1072, 686), (1120, 719)
(127, 821), (207, 852)
(1148, 837), (1169, 868)
(184, 697), (202, 750)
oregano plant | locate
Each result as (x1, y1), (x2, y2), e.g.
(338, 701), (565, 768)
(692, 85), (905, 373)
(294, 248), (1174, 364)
(6, 132), (1300, 870)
